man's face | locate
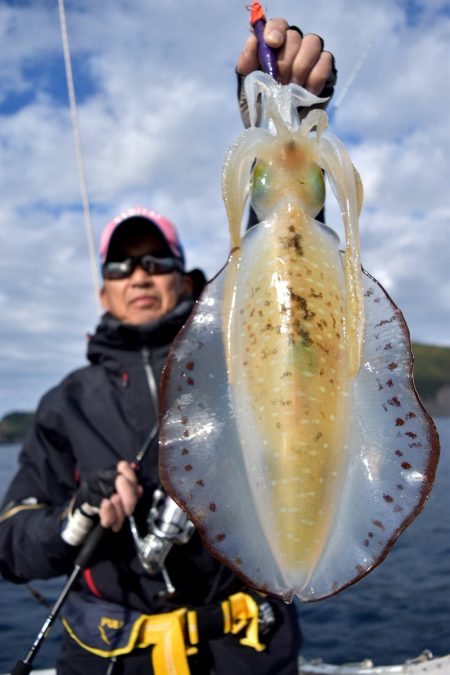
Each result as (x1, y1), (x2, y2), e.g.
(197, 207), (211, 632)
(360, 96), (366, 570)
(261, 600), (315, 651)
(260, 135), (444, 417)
(100, 230), (191, 325)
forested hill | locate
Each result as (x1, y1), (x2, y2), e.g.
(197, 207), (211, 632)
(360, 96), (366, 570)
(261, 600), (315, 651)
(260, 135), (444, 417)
(410, 343), (450, 417)
(0, 343), (448, 444)
(0, 411), (34, 444)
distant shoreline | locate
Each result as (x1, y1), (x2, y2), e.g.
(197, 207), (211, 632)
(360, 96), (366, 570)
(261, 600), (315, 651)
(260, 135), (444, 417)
(0, 402), (448, 447)
(1, 343), (449, 444)
(0, 411), (34, 446)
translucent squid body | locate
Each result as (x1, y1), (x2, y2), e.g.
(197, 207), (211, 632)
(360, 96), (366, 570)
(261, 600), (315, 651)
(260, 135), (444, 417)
(159, 72), (440, 602)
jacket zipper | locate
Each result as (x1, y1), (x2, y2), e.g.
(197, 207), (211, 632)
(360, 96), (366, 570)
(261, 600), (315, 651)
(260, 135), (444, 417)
(142, 346), (159, 416)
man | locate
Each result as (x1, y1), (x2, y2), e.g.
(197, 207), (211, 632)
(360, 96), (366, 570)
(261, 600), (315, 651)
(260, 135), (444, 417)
(0, 20), (336, 675)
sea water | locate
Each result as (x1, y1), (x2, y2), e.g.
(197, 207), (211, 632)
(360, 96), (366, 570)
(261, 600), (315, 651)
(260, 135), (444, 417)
(299, 415), (450, 666)
(0, 418), (448, 672)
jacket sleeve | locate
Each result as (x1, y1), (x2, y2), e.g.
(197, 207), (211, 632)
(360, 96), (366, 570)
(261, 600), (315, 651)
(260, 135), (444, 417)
(0, 393), (79, 582)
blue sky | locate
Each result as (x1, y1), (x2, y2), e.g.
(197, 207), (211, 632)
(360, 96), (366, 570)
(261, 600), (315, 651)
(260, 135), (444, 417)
(0, 0), (449, 417)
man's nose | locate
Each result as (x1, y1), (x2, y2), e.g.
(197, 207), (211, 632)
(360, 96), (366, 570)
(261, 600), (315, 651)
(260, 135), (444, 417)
(130, 264), (154, 284)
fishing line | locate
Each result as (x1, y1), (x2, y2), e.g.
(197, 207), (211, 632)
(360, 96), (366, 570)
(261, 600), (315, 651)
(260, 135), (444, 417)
(331, 40), (375, 114)
(57, 0), (102, 311)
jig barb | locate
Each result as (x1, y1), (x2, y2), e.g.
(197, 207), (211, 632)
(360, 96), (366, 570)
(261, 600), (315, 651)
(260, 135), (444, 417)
(249, 1), (277, 77)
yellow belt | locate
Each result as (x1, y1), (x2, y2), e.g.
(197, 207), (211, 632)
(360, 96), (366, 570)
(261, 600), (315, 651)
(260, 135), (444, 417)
(63, 591), (265, 675)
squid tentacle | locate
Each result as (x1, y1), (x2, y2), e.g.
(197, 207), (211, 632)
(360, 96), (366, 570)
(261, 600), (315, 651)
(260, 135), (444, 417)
(244, 70), (328, 132)
(317, 130), (365, 377)
(221, 127), (274, 249)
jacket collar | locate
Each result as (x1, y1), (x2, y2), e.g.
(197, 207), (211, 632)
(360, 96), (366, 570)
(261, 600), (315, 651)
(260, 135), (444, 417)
(87, 298), (195, 364)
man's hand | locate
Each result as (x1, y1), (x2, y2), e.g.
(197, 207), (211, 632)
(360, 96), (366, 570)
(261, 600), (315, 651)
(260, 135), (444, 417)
(61, 461), (143, 546)
(99, 461), (143, 532)
(236, 18), (335, 95)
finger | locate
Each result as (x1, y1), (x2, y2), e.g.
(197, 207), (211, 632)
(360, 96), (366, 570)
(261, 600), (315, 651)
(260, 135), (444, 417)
(304, 51), (335, 96)
(100, 495), (126, 532)
(117, 460), (139, 485)
(115, 475), (140, 516)
(236, 33), (260, 75)
(110, 494), (126, 532)
(275, 28), (303, 84)
(99, 498), (119, 529)
(236, 18), (290, 76)
(263, 17), (289, 48)
(291, 33), (324, 87)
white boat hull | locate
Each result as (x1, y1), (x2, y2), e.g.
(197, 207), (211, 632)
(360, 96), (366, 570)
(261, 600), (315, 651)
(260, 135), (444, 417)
(299, 652), (450, 674)
(5, 652), (448, 675)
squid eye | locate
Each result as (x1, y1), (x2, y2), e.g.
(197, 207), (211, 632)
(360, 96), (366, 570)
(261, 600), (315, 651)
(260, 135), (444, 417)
(250, 160), (275, 219)
(307, 163), (326, 214)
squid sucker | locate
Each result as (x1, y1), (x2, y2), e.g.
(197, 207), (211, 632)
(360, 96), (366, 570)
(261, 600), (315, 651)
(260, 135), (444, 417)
(159, 72), (440, 602)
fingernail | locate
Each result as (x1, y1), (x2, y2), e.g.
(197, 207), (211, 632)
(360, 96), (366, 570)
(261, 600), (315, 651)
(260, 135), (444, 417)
(268, 29), (283, 45)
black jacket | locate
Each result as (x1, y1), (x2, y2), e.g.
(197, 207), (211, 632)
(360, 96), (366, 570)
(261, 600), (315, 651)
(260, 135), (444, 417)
(0, 301), (244, 613)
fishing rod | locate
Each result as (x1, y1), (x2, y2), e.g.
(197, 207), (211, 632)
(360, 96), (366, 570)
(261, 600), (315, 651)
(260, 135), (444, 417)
(11, 524), (107, 675)
(11, 425), (157, 675)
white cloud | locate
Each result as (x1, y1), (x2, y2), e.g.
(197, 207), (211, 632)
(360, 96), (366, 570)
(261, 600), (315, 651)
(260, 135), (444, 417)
(0, 0), (449, 417)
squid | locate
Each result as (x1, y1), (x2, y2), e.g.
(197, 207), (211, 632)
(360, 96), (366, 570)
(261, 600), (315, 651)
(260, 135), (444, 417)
(159, 72), (440, 602)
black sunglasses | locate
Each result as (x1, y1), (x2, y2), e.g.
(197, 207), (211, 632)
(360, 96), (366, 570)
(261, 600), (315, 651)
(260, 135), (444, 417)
(102, 254), (184, 280)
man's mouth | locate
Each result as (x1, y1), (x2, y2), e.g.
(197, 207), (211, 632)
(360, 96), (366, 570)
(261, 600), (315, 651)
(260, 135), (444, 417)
(130, 294), (159, 308)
